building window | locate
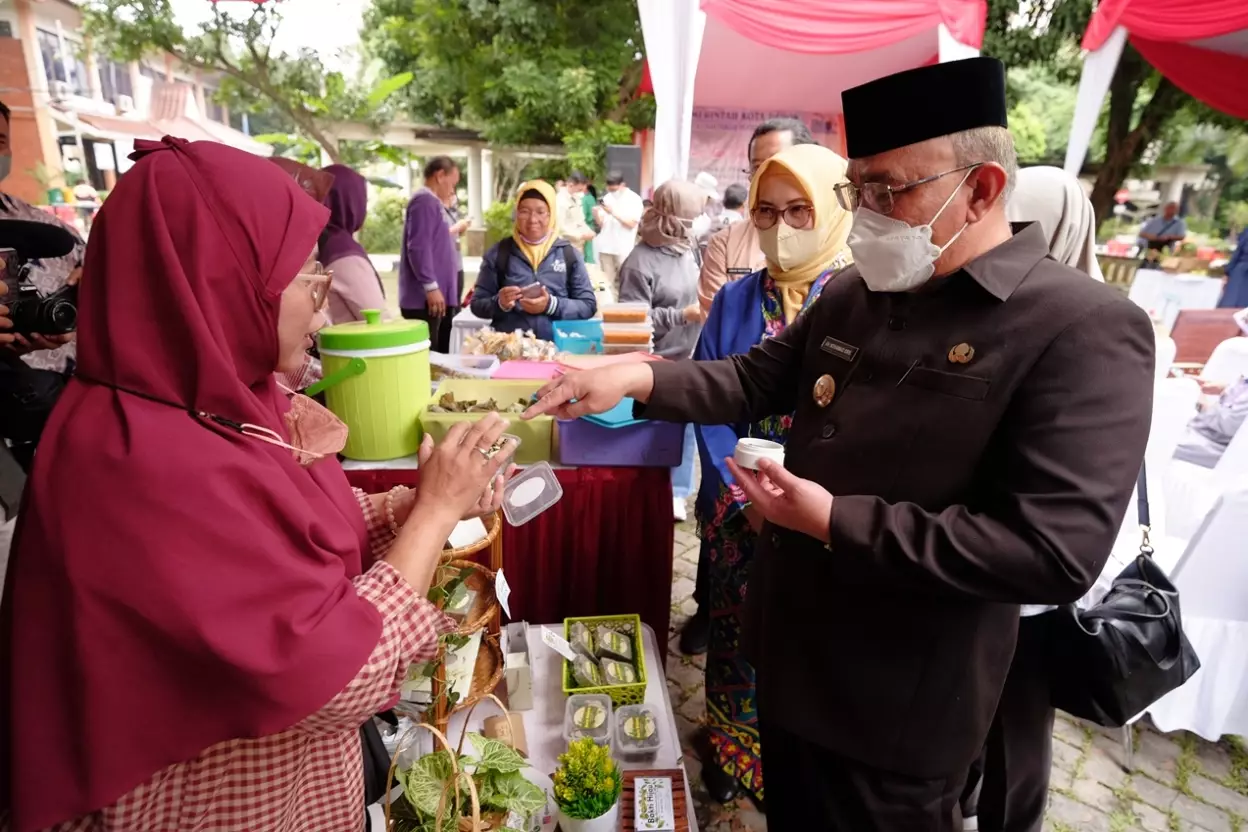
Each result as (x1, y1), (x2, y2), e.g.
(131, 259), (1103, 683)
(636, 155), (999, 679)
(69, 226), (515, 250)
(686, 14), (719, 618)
(205, 98), (224, 123)
(37, 29), (89, 96)
(98, 59), (133, 104)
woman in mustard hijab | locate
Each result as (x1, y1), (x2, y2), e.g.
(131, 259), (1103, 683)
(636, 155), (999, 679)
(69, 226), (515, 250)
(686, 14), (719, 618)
(470, 180), (597, 339)
(688, 143), (854, 807)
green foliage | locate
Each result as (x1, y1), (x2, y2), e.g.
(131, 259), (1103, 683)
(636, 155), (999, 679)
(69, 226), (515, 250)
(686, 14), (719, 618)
(82, 0), (412, 161)
(1224, 202), (1248, 235)
(394, 733), (544, 831)
(485, 200), (517, 248)
(1007, 101), (1048, 163)
(564, 121), (635, 183)
(364, 0), (648, 146)
(552, 737), (622, 820)
(358, 191), (407, 255)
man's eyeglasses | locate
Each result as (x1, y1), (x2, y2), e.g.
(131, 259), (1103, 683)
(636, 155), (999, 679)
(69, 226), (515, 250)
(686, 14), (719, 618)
(297, 262), (333, 312)
(834, 164), (981, 215)
(751, 203), (813, 231)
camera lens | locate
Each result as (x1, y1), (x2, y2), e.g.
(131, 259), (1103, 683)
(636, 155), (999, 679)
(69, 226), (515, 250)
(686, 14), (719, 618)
(45, 299), (77, 333)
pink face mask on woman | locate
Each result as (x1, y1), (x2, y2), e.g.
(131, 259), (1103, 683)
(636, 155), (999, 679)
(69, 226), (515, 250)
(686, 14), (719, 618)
(238, 383), (348, 466)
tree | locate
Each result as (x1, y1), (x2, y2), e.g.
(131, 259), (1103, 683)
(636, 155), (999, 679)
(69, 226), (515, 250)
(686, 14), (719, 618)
(82, 0), (412, 163)
(984, 0), (1247, 227)
(363, 0), (652, 147)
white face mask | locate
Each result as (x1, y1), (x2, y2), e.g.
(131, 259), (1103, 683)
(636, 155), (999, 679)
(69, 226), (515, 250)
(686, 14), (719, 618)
(0, 155), (11, 183)
(758, 222), (823, 273)
(847, 168), (975, 292)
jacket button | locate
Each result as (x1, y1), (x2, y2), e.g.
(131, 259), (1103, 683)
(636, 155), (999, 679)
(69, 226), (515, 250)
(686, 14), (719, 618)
(888, 316), (906, 331)
(822, 424), (837, 439)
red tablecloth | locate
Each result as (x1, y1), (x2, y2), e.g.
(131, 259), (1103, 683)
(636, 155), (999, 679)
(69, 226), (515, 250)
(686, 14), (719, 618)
(344, 466), (676, 639)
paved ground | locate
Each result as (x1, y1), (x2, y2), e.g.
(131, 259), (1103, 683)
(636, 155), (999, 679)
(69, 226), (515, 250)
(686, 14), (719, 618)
(664, 517), (1248, 832)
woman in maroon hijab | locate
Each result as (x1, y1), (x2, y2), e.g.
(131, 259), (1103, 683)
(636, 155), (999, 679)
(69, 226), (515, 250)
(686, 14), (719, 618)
(320, 163), (387, 323)
(0, 137), (512, 831)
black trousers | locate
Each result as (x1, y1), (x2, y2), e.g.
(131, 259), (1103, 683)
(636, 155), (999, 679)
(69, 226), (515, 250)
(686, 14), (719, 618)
(761, 720), (967, 831)
(964, 614), (1055, 832)
(402, 306), (459, 354)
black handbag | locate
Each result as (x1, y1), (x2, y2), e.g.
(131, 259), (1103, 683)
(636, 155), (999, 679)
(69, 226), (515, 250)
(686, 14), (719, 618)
(1046, 463), (1201, 727)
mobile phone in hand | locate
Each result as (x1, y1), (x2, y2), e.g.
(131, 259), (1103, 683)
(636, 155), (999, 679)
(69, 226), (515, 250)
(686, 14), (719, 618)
(520, 282), (545, 299)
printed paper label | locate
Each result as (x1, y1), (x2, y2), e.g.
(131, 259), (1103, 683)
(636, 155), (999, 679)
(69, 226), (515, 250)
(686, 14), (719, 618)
(540, 626), (577, 661)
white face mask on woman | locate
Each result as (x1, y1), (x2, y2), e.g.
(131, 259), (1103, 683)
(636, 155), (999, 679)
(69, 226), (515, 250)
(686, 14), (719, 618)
(846, 168), (975, 292)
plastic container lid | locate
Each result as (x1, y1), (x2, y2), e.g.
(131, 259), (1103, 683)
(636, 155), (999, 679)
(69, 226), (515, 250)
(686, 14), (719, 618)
(601, 322), (654, 332)
(501, 461), (564, 526)
(319, 309), (430, 352)
(565, 693), (613, 746)
(734, 437), (785, 470)
(615, 704), (662, 759)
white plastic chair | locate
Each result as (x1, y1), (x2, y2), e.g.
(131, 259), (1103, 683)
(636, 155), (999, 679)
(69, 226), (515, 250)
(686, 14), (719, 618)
(1142, 488), (1248, 741)
(1155, 334), (1178, 381)
(1199, 337), (1248, 387)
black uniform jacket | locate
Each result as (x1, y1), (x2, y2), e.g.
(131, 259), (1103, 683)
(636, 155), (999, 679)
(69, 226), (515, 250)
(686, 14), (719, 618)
(642, 222), (1155, 778)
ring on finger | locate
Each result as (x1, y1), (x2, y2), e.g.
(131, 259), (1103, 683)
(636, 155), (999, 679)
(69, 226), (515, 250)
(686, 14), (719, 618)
(474, 446), (492, 462)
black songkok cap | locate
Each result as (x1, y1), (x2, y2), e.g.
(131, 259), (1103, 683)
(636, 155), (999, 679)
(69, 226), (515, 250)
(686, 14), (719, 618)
(841, 57), (1008, 159)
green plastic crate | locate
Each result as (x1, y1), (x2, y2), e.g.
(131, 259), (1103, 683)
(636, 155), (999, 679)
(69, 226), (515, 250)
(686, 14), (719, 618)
(420, 378), (553, 465)
(562, 614), (647, 706)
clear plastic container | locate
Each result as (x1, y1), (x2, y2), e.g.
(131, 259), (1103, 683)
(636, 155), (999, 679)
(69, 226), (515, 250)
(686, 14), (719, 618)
(603, 322), (654, 346)
(430, 353), (500, 381)
(603, 342), (653, 356)
(501, 461), (564, 526)
(565, 693), (613, 747)
(601, 302), (651, 324)
(615, 704), (662, 762)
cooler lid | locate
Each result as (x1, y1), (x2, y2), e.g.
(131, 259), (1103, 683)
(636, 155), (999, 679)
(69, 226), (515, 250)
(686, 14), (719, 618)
(582, 397), (646, 429)
(318, 309), (430, 351)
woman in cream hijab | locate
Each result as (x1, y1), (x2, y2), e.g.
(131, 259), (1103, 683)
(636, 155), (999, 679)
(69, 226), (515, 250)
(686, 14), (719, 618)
(682, 143), (854, 807)
(1006, 166), (1104, 280)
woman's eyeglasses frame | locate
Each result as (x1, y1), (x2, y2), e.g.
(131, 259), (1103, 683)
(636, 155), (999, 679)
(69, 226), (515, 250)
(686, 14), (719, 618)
(297, 262), (333, 312)
(750, 203), (814, 231)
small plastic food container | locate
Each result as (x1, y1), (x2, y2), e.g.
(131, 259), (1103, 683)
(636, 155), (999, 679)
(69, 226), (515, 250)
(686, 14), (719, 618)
(615, 704), (662, 762)
(603, 323), (655, 346)
(501, 461), (564, 526)
(601, 302), (650, 324)
(733, 437), (785, 470)
(603, 342), (653, 355)
(565, 694), (613, 747)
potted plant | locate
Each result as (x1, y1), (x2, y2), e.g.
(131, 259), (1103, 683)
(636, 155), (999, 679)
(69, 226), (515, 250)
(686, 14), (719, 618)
(552, 737), (622, 832)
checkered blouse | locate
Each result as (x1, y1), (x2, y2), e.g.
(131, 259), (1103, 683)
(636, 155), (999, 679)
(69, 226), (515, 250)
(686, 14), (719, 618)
(36, 488), (446, 832)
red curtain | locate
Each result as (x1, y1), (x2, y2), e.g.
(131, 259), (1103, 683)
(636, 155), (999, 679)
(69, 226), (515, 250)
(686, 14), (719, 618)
(698, 0), (986, 55)
(344, 467), (677, 639)
(1083, 0), (1248, 51)
(1131, 37), (1248, 119)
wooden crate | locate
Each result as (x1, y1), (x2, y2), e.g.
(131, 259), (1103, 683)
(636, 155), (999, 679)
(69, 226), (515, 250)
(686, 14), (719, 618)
(619, 769), (690, 832)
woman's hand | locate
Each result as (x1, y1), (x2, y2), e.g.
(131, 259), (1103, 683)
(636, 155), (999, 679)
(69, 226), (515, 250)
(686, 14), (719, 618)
(417, 433), (516, 520)
(410, 415), (515, 525)
(522, 364), (654, 420)
(498, 286), (523, 312)
(682, 303), (704, 324)
(519, 286), (551, 315)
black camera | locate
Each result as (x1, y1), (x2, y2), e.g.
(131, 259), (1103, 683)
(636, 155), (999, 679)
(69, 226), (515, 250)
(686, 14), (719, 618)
(0, 218), (79, 336)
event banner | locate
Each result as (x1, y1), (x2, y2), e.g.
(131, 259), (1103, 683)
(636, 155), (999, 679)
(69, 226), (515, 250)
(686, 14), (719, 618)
(689, 108), (841, 192)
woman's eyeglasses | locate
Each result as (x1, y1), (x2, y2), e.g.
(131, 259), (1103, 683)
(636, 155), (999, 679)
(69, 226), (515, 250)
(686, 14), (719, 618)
(751, 203), (813, 230)
(297, 262), (333, 312)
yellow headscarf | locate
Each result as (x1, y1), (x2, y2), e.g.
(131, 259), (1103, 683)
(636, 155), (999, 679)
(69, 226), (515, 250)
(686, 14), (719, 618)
(512, 180), (560, 269)
(749, 144), (854, 322)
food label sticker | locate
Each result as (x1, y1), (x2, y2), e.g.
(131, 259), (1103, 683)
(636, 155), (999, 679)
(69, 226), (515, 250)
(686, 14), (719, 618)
(495, 568), (513, 619)
(540, 626), (577, 661)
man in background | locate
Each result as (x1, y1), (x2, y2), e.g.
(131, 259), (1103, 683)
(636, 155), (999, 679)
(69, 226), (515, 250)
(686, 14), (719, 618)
(0, 98), (85, 577)
(594, 171), (643, 294)
(720, 183), (748, 227)
(696, 118), (816, 319)
(400, 156), (461, 352)
(558, 171), (595, 259)
(1137, 201), (1187, 266)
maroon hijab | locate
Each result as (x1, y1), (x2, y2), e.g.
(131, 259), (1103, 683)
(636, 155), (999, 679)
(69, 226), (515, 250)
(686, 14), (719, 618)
(1, 137), (382, 831)
(319, 163), (369, 265)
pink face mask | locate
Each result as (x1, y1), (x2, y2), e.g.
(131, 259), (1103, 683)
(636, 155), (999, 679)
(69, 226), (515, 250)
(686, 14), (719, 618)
(238, 383), (348, 467)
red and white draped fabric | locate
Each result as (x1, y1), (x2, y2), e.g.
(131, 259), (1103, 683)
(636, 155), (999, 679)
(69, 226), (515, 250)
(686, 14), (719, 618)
(1065, 0), (1248, 175)
(638, 0), (986, 188)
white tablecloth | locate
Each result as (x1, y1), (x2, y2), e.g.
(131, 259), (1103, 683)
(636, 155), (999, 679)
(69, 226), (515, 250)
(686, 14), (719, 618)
(1127, 271), (1225, 329)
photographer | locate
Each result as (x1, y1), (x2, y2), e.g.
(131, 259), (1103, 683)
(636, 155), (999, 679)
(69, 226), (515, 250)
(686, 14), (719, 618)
(0, 98), (85, 566)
